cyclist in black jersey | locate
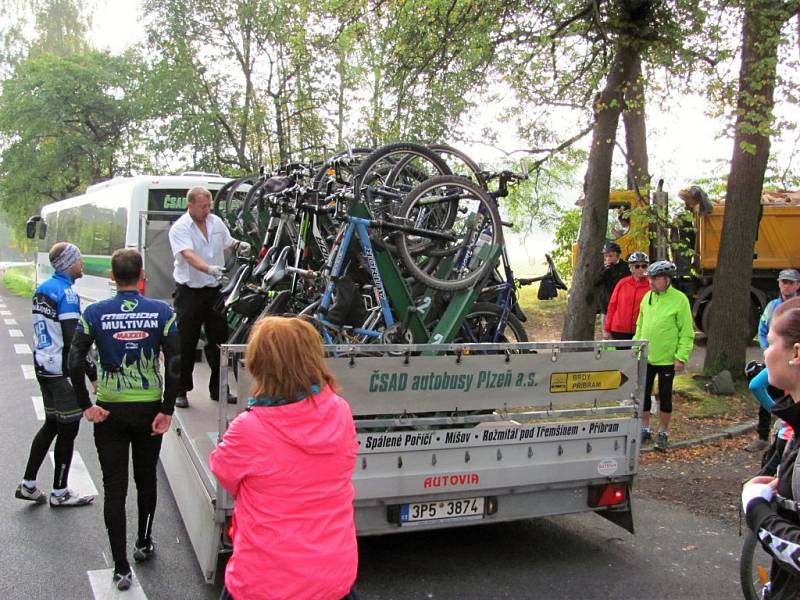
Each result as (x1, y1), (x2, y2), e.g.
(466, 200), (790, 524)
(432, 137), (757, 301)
(69, 248), (180, 591)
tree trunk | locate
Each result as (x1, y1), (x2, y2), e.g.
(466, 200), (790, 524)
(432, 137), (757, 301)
(622, 57), (650, 193)
(336, 51), (346, 149)
(703, 0), (795, 375)
(562, 39), (640, 341)
(273, 94), (288, 164)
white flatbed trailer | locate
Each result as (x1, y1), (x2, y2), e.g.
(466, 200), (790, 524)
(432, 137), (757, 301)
(160, 340), (646, 582)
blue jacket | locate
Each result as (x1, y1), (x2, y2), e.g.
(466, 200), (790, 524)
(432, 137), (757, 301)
(32, 271), (82, 377)
(759, 297), (785, 349)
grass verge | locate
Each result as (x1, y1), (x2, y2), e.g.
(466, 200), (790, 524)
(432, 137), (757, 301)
(517, 284), (566, 341)
(3, 264), (35, 297)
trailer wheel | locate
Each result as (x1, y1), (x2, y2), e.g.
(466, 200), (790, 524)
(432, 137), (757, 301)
(699, 297), (760, 343)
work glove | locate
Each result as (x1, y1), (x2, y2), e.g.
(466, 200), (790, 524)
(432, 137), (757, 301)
(236, 241), (251, 257)
(208, 265), (225, 280)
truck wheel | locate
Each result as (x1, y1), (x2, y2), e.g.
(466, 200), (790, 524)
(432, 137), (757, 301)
(700, 298), (759, 343)
(740, 528), (770, 600)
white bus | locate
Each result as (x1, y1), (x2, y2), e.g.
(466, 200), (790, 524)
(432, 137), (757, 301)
(27, 173), (234, 303)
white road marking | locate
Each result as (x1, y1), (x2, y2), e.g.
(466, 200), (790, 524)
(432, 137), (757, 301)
(15, 343), (32, 354)
(87, 568), (148, 600)
(9, 328), (24, 337)
(5, 318), (18, 325)
(31, 395), (44, 420)
(21, 364), (35, 379)
(49, 450), (98, 497)
(0, 310), (10, 315)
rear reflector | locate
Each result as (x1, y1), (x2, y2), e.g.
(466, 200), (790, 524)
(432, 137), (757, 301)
(588, 483), (627, 508)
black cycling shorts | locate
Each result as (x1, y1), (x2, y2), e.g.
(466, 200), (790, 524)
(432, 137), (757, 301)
(37, 375), (82, 423)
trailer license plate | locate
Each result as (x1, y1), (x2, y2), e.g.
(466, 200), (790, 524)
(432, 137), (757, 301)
(400, 497), (485, 524)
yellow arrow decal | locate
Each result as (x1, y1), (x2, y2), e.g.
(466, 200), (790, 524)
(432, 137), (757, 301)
(549, 370), (627, 393)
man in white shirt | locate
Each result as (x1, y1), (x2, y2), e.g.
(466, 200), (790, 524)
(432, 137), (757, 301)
(168, 186), (249, 408)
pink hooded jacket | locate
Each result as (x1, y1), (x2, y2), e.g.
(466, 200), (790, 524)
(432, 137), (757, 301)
(209, 385), (358, 600)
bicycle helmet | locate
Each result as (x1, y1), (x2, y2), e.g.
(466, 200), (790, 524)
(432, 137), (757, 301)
(602, 241), (622, 254)
(628, 251), (649, 264)
(646, 260), (676, 278)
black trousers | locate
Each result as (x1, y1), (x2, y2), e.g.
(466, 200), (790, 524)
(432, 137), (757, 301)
(609, 331), (634, 340)
(94, 402), (162, 568)
(643, 363), (676, 414)
(24, 376), (81, 489)
(173, 284), (229, 398)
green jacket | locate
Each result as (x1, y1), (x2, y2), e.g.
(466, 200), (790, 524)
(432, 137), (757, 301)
(635, 285), (694, 365)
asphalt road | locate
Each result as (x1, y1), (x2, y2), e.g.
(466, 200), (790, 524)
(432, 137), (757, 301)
(0, 286), (748, 599)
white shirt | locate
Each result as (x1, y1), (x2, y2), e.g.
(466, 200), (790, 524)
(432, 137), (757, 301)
(169, 212), (235, 287)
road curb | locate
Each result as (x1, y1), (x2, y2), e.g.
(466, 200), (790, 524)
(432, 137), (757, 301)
(641, 422), (755, 453)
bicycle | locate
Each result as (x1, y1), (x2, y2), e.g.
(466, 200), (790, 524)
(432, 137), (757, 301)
(740, 528), (772, 600)
(457, 254), (566, 344)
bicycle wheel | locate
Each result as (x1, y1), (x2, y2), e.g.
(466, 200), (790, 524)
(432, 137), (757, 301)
(228, 177), (267, 245)
(215, 173), (257, 221)
(353, 142), (451, 216)
(224, 175), (258, 222)
(397, 175), (502, 291)
(430, 144), (487, 190)
(454, 302), (528, 343)
(740, 529), (771, 600)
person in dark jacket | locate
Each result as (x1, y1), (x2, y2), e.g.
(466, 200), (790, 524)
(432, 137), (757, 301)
(604, 251), (650, 340)
(742, 295), (800, 599)
(595, 241), (629, 318)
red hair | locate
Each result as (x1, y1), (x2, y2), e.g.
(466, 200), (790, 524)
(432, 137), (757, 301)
(245, 317), (337, 401)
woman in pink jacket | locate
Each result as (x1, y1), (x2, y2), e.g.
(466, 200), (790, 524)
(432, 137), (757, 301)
(209, 317), (359, 600)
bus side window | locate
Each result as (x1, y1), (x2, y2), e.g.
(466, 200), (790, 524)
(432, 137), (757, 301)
(40, 213), (58, 253)
(93, 206), (113, 256)
(111, 207), (126, 250)
(58, 207), (80, 245)
(78, 204), (96, 255)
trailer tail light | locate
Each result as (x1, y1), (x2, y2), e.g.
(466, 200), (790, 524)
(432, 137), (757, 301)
(588, 483), (627, 508)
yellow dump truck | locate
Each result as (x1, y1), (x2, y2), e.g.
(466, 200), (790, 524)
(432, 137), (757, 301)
(574, 189), (800, 340)
(691, 199), (800, 338)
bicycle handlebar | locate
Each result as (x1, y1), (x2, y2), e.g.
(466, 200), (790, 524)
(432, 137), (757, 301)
(483, 170), (528, 183)
(299, 202), (336, 215)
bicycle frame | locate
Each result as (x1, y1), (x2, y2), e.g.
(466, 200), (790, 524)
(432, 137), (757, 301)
(317, 215), (395, 341)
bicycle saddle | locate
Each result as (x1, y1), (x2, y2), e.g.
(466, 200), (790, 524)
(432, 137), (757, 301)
(220, 263), (250, 295)
(253, 250), (273, 278)
(264, 246), (290, 288)
(263, 176), (293, 194)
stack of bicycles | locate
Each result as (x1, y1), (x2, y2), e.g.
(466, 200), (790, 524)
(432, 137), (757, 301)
(212, 142), (567, 346)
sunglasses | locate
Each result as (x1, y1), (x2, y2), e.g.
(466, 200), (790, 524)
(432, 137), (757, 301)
(631, 264), (648, 269)
(779, 279), (798, 284)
